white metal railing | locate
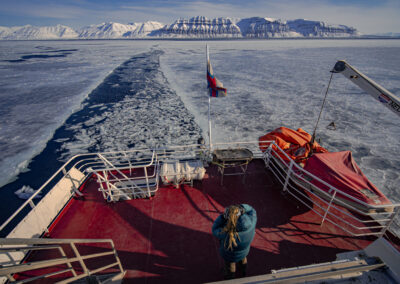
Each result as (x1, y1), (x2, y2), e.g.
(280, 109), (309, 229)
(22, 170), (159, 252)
(0, 144), (214, 237)
(91, 151), (160, 202)
(1, 141), (399, 240)
(262, 141), (400, 237)
(0, 238), (124, 283)
(0, 149), (159, 237)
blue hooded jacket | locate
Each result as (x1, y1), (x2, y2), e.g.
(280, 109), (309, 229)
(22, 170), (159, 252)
(212, 204), (257, 262)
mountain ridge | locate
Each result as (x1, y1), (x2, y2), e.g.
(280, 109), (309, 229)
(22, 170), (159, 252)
(0, 16), (362, 40)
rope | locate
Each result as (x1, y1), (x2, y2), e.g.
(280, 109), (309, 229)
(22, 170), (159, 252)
(311, 71), (334, 146)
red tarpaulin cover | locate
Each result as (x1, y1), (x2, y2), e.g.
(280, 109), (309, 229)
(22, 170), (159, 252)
(304, 151), (391, 206)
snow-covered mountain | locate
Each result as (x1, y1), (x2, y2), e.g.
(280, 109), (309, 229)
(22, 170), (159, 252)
(0, 17), (361, 40)
(78, 22), (137, 39)
(287, 19), (359, 37)
(124, 21), (165, 38)
(151, 16), (241, 38)
(236, 17), (300, 38)
(0, 24), (78, 40)
(154, 17), (360, 38)
(78, 21), (164, 39)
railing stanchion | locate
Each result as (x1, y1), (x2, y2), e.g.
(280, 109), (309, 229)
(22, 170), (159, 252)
(103, 170), (113, 202)
(71, 242), (89, 275)
(321, 189), (337, 226)
(379, 207), (400, 238)
(110, 240), (124, 273)
(263, 140), (400, 237)
(0, 238), (125, 283)
(28, 200), (35, 209)
(57, 246), (77, 277)
(283, 160), (293, 192)
(145, 166), (151, 198)
(264, 145), (272, 169)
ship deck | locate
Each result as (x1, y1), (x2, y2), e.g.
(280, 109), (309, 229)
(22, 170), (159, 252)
(29, 159), (377, 283)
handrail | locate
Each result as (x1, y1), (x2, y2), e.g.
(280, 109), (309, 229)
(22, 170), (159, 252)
(0, 238), (124, 283)
(93, 150), (159, 201)
(1, 143), (208, 234)
(265, 141), (400, 209)
(0, 150), (157, 233)
(0, 153), (91, 232)
(2, 141), (399, 238)
(0, 238), (115, 245)
(263, 141), (400, 237)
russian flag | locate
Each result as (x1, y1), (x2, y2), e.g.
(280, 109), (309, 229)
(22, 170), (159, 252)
(207, 59), (227, 97)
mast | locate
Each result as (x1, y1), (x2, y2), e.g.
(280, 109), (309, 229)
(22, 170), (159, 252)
(206, 44), (212, 150)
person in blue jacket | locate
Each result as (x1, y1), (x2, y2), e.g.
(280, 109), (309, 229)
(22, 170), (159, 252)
(212, 204), (257, 279)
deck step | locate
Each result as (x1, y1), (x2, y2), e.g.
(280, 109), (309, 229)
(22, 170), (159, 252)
(71, 272), (126, 284)
(206, 257), (384, 283)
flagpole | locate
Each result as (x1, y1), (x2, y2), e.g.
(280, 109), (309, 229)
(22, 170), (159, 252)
(206, 44), (212, 151)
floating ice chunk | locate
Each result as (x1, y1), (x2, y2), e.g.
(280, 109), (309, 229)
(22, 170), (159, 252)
(15, 185), (42, 200)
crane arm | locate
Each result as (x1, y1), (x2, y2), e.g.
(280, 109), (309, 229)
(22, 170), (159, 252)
(333, 60), (400, 117)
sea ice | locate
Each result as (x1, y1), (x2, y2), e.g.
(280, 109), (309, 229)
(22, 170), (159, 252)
(1, 39), (399, 206)
(14, 185), (41, 200)
(160, 40), (400, 201)
(0, 40), (152, 187)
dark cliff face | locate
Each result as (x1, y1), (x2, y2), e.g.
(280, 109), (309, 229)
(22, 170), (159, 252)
(236, 17), (292, 38)
(152, 16), (242, 38)
(287, 19), (359, 37)
(153, 16), (359, 38)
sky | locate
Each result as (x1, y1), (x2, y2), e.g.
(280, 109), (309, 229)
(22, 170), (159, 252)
(0, 0), (399, 34)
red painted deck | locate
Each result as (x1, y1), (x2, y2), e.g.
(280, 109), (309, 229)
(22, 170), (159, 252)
(37, 160), (376, 283)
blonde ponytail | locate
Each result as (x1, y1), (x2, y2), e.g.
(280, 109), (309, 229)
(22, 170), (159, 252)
(222, 206), (241, 251)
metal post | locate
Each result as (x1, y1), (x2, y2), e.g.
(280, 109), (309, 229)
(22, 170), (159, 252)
(103, 170), (113, 202)
(264, 144), (272, 168)
(97, 173), (106, 199)
(144, 166), (151, 198)
(63, 167), (81, 196)
(208, 96), (212, 151)
(206, 44), (212, 152)
(110, 241), (124, 273)
(379, 206), (400, 238)
(283, 160), (293, 192)
(124, 152), (132, 175)
(321, 190), (337, 226)
(28, 200), (35, 209)
(70, 242), (89, 275)
(58, 246), (77, 277)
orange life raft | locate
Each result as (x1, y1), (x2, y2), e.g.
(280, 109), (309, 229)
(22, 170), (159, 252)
(259, 127), (328, 164)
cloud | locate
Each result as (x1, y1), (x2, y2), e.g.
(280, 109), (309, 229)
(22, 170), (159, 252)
(270, 0), (400, 33)
(122, 1), (246, 19)
(119, 0), (400, 33)
(0, 1), (86, 20)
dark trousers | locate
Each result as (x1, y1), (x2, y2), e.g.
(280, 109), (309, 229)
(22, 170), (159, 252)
(224, 257), (247, 279)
